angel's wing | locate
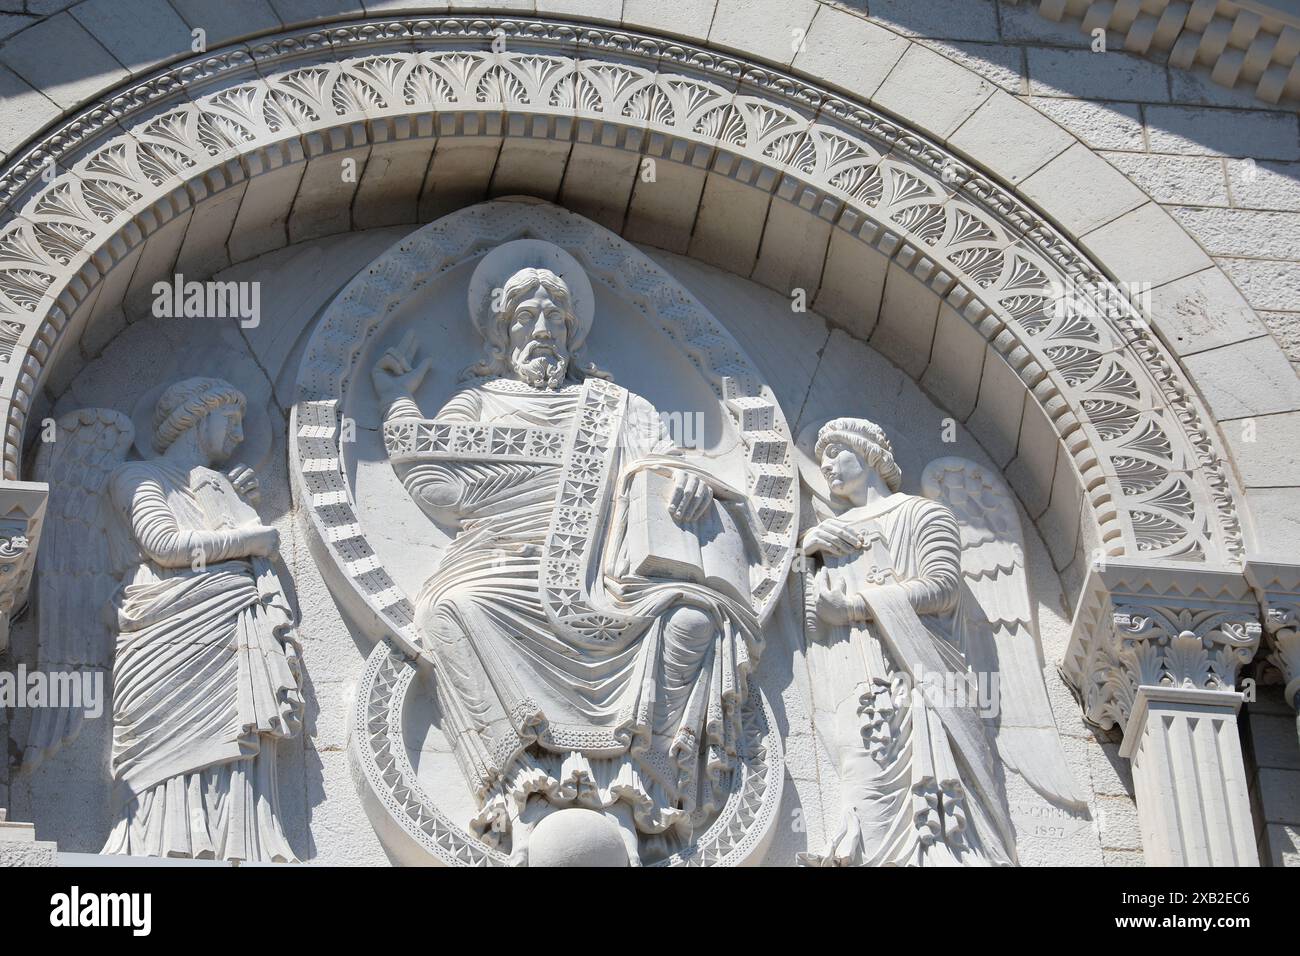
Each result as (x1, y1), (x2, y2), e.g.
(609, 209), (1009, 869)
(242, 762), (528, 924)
(921, 456), (1086, 807)
(21, 408), (134, 772)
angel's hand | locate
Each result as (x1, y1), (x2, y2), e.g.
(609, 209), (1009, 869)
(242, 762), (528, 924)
(228, 464), (259, 502)
(815, 569), (858, 626)
(372, 330), (431, 406)
(802, 517), (862, 557)
(243, 525), (280, 558)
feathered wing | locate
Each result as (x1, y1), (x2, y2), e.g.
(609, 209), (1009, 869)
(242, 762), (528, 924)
(22, 408), (134, 772)
(921, 456), (1086, 807)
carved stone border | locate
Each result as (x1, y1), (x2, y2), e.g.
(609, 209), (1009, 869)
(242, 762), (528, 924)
(0, 16), (1245, 567)
(350, 638), (784, 867)
(1027, 0), (1300, 104)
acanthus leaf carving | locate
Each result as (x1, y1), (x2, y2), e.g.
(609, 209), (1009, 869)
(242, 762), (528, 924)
(1064, 561), (1263, 735)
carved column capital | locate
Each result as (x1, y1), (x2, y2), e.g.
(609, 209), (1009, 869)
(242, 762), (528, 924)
(1063, 559), (1262, 735)
(1246, 561), (1300, 710)
(1064, 560), (1265, 866)
(0, 480), (46, 654)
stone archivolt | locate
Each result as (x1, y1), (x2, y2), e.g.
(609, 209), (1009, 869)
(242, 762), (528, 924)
(0, 16), (1246, 581)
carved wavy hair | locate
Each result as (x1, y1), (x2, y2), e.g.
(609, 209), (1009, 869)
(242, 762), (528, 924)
(463, 267), (609, 382)
(815, 416), (903, 493)
(153, 376), (246, 453)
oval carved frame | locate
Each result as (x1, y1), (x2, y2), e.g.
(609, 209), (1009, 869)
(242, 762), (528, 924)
(304, 199), (793, 866)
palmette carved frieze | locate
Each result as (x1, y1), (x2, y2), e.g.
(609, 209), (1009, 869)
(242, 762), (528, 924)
(0, 17), (1244, 570)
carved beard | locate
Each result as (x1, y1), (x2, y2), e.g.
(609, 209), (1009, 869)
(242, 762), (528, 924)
(511, 341), (569, 390)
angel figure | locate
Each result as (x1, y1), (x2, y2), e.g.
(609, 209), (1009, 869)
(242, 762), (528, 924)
(23, 377), (302, 862)
(797, 417), (1083, 866)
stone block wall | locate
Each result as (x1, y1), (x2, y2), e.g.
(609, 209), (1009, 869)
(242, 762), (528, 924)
(886, 0), (1300, 370)
(1244, 685), (1300, 865)
(862, 0), (1300, 558)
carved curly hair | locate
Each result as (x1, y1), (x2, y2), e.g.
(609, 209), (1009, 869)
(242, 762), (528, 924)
(814, 416), (903, 493)
(463, 267), (609, 382)
(152, 376), (245, 453)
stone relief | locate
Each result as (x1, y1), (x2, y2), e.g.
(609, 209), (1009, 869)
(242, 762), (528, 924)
(0, 193), (1268, 867)
(22, 379), (302, 863)
(795, 417), (1084, 866)
(371, 240), (774, 865)
(293, 202), (795, 866)
(281, 201), (1107, 867)
(0, 18), (1247, 572)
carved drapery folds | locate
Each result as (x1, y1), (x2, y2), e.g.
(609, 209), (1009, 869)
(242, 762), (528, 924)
(303, 205), (791, 866)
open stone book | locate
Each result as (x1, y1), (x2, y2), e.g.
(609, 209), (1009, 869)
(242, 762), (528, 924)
(624, 469), (754, 606)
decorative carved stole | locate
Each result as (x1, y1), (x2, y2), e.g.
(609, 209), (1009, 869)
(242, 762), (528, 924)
(858, 584), (1015, 863)
(538, 377), (641, 646)
(381, 378), (641, 649)
(382, 418), (567, 464)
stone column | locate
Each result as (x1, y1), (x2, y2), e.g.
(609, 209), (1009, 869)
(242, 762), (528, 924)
(1249, 563), (1300, 717)
(1122, 686), (1255, 865)
(1063, 560), (1263, 866)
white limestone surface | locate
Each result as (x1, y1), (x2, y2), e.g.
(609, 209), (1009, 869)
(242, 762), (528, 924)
(4, 225), (1132, 865)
